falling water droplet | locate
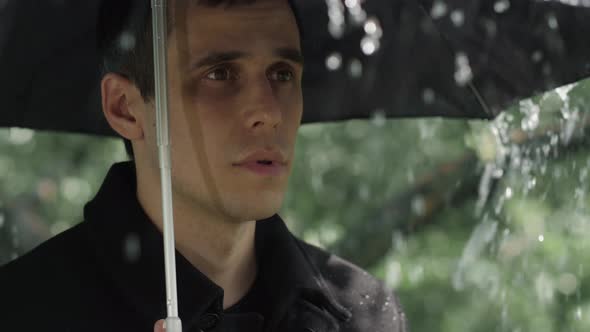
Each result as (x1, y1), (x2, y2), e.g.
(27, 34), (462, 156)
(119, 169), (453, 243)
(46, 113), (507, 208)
(361, 36), (380, 55)
(450, 10), (465, 27)
(538, 234), (544, 242)
(494, 0), (511, 13)
(454, 53), (473, 86)
(123, 233), (141, 262)
(325, 53), (343, 71)
(505, 187), (513, 198)
(547, 13), (559, 29)
(430, 1), (448, 19)
(364, 17), (382, 37)
(118, 31), (136, 51)
(348, 59), (363, 78)
(371, 109), (386, 127)
(532, 50), (544, 63)
(422, 88), (436, 104)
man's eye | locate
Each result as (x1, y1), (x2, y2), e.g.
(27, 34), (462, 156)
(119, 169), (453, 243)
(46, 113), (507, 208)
(269, 69), (294, 82)
(205, 67), (237, 81)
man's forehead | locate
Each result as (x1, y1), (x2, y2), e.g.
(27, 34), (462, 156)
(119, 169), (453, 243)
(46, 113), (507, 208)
(175, 1), (300, 55)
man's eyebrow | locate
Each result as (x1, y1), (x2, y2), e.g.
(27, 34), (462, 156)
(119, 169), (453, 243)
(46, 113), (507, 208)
(189, 48), (304, 71)
(275, 47), (305, 66)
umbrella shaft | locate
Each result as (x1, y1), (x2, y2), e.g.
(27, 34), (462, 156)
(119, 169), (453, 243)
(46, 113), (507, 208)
(151, 0), (182, 328)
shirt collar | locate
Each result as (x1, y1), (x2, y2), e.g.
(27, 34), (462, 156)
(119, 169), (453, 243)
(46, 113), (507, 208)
(83, 161), (350, 329)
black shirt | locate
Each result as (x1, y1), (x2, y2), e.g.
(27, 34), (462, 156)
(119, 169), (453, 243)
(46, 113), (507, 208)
(0, 162), (408, 331)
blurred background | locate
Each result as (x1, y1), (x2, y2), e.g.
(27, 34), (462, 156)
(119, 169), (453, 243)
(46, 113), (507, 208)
(1, 78), (589, 331)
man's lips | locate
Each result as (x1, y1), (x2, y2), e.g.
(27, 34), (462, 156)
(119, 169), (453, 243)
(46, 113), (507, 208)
(233, 149), (287, 176)
(235, 161), (286, 176)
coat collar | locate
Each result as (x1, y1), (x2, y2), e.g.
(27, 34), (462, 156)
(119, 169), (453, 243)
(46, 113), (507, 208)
(83, 161), (350, 331)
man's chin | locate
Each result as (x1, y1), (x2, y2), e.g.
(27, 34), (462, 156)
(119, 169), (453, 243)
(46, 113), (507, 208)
(222, 193), (285, 222)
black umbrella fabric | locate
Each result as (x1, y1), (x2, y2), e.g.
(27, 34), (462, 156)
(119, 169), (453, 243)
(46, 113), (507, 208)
(0, 0), (589, 137)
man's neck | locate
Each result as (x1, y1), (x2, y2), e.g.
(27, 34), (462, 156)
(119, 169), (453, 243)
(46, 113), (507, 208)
(135, 167), (257, 309)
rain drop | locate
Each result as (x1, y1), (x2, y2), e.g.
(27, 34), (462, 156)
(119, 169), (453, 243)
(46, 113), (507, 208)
(454, 52), (473, 86)
(576, 306), (582, 320)
(422, 88), (436, 104)
(0, 213), (4, 228)
(123, 233), (141, 262)
(494, 0), (511, 13)
(505, 187), (513, 198)
(411, 195), (426, 217)
(547, 13), (559, 30)
(532, 50), (544, 63)
(371, 109), (386, 127)
(538, 234), (544, 242)
(8, 128), (34, 145)
(361, 36), (380, 55)
(344, 0), (358, 8)
(430, 1), (448, 19)
(364, 19), (377, 35)
(325, 53), (343, 71)
(348, 59), (363, 78)
(450, 10), (465, 27)
(118, 31), (136, 51)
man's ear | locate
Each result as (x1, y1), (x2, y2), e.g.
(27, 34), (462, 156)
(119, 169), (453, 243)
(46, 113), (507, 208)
(100, 73), (145, 141)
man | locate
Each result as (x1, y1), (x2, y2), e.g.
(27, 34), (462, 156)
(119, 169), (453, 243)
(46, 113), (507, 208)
(0, 1), (407, 331)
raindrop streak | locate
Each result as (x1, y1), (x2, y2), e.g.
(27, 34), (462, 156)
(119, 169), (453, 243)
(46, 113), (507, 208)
(326, 0), (345, 38)
(454, 53), (473, 86)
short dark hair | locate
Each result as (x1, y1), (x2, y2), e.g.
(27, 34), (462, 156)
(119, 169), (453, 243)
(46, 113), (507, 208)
(97, 0), (303, 159)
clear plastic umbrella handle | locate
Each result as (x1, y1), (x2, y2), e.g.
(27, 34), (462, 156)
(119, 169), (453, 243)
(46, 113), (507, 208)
(151, 0), (182, 331)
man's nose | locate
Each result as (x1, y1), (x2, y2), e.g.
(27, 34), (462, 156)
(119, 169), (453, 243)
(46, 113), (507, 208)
(243, 77), (282, 131)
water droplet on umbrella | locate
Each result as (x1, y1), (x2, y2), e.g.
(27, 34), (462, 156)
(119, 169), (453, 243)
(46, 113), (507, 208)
(325, 53), (342, 71)
(494, 0), (511, 13)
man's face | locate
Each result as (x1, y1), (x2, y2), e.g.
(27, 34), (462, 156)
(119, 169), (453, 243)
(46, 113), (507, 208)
(142, 0), (303, 222)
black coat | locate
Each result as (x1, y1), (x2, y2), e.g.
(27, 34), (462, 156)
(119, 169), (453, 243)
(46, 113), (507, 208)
(0, 162), (407, 332)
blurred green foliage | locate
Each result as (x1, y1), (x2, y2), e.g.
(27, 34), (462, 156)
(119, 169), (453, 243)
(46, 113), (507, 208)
(1, 78), (590, 331)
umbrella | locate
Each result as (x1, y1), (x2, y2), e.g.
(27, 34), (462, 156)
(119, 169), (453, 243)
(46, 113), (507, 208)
(1, 0), (589, 136)
(1, 0), (590, 330)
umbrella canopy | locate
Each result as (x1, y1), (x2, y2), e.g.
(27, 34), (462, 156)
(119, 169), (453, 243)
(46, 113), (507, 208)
(0, 0), (589, 137)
